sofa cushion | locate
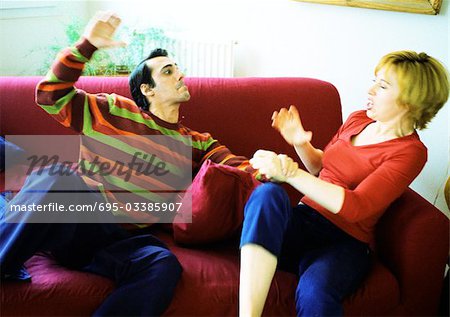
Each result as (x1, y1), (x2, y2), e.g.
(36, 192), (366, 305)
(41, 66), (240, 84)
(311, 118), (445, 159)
(0, 230), (400, 317)
(161, 229), (399, 316)
(173, 160), (260, 245)
(158, 229), (298, 316)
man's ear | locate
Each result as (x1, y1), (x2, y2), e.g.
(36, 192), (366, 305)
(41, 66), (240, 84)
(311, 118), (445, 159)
(140, 83), (155, 97)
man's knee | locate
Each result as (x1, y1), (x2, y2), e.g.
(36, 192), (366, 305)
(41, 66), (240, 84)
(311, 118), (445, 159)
(130, 246), (182, 279)
(152, 248), (182, 277)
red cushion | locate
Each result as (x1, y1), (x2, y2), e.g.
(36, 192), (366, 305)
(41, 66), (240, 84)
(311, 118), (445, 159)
(173, 160), (260, 245)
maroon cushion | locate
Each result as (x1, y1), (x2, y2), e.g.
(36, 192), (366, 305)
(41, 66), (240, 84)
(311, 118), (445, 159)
(173, 160), (260, 245)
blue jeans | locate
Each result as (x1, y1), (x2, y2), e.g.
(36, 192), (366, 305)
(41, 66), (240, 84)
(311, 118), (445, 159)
(0, 170), (182, 316)
(240, 183), (370, 317)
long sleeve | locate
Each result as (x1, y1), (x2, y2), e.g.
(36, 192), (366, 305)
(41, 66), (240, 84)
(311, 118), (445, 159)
(338, 143), (427, 223)
(35, 39), (98, 132)
(184, 126), (257, 177)
(202, 141), (256, 175)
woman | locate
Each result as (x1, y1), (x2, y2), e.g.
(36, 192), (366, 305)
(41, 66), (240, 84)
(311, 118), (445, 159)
(239, 51), (449, 316)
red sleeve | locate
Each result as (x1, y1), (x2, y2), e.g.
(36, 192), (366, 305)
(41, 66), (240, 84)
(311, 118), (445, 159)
(338, 143), (427, 222)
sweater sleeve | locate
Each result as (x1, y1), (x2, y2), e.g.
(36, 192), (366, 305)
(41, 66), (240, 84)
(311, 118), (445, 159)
(35, 38), (99, 132)
(338, 143), (427, 223)
(201, 141), (258, 176)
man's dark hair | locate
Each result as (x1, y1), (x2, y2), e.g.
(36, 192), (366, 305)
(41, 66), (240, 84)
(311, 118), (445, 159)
(129, 48), (169, 110)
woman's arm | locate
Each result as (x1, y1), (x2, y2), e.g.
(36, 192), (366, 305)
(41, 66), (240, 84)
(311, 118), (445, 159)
(250, 150), (343, 213)
(251, 143), (426, 221)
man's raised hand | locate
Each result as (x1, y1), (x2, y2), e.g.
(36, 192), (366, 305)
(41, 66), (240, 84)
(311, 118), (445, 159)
(83, 11), (127, 49)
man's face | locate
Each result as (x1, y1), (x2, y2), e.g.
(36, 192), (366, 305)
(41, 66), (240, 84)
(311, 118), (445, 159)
(145, 56), (190, 105)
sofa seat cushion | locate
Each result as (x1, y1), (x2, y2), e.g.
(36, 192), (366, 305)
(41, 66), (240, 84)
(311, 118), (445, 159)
(1, 230), (400, 316)
(158, 230), (298, 316)
(0, 254), (114, 316)
(158, 230), (400, 316)
(344, 259), (400, 315)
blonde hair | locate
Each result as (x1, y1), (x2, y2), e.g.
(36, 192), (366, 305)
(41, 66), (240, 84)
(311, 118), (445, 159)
(375, 51), (449, 130)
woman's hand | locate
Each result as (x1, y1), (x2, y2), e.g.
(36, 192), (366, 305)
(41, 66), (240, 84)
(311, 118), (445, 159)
(272, 105), (312, 146)
(250, 150), (298, 183)
(83, 11), (127, 49)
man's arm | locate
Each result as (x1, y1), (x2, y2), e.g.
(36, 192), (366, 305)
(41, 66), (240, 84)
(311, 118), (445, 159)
(199, 140), (258, 177)
(35, 12), (125, 131)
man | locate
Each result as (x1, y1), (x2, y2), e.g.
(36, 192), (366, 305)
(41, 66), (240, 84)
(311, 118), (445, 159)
(1, 11), (254, 316)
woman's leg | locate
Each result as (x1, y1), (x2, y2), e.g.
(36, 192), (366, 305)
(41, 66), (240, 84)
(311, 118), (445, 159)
(295, 233), (370, 316)
(239, 183), (292, 317)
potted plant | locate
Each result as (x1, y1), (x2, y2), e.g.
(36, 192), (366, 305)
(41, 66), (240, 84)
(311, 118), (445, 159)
(32, 18), (176, 76)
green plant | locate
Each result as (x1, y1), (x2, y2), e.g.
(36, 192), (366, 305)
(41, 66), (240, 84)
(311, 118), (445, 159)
(33, 18), (176, 76)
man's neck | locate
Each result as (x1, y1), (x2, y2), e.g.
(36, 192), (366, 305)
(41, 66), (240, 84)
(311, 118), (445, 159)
(149, 103), (180, 124)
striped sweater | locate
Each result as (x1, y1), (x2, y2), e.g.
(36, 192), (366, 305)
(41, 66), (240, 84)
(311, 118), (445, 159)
(36, 38), (255, 223)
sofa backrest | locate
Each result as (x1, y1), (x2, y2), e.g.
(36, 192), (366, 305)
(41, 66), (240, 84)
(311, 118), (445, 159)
(0, 76), (342, 203)
(0, 76), (343, 151)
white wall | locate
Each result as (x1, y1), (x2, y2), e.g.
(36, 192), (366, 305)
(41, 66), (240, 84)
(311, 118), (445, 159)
(0, 1), (89, 75)
(1, 0), (449, 215)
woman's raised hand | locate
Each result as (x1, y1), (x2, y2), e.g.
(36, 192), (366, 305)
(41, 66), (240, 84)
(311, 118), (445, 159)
(271, 105), (312, 146)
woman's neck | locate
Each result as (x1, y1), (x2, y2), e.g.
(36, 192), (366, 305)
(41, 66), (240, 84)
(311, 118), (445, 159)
(373, 116), (414, 139)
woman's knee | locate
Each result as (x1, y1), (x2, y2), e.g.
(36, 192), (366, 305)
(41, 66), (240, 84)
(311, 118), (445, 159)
(251, 183), (289, 202)
(241, 183), (292, 255)
(245, 183), (291, 218)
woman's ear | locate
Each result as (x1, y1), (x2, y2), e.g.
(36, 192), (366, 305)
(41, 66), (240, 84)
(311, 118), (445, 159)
(140, 83), (155, 97)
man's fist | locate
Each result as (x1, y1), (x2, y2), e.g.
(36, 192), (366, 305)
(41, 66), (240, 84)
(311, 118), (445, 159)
(83, 11), (127, 49)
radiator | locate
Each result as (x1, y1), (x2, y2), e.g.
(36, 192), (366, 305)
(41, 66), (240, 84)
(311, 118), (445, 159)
(148, 38), (236, 77)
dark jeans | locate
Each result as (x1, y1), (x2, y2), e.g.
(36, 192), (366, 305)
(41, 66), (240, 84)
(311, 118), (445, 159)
(0, 170), (182, 316)
(240, 183), (370, 317)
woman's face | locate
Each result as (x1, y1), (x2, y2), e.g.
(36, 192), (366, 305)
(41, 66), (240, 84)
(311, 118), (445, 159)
(366, 67), (409, 123)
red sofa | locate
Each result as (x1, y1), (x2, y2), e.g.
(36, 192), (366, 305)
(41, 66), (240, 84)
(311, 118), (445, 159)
(0, 76), (448, 316)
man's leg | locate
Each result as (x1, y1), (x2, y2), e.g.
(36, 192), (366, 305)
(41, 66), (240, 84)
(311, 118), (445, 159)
(0, 169), (113, 278)
(85, 234), (182, 317)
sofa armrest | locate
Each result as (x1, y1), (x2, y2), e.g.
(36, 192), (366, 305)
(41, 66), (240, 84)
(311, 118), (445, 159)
(375, 188), (449, 315)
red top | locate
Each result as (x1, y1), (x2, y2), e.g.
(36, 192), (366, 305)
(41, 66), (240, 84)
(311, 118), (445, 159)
(301, 110), (427, 245)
